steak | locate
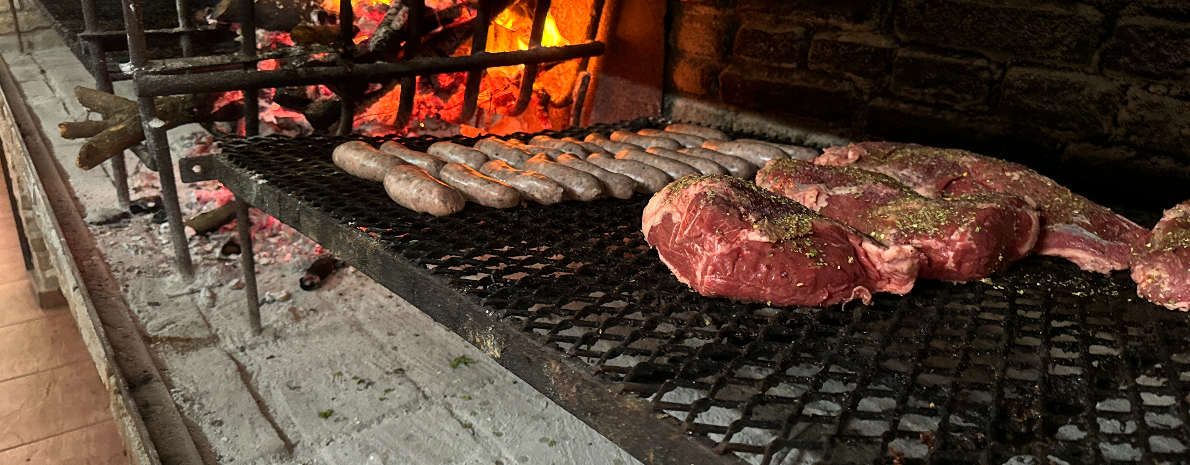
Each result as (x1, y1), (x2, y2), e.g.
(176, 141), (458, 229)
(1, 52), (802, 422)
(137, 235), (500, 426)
(817, 142), (1148, 273)
(641, 176), (920, 307)
(1132, 201), (1190, 311)
(756, 159), (1040, 281)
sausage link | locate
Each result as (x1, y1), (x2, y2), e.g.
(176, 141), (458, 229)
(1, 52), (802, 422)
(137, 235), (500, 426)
(665, 123), (730, 141)
(615, 149), (700, 180)
(702, 139), (788, 168)
(529, 136), (591, 158)
(583, 132), (610, 142)
(638, 128), (704, 148)
(438, 163), (521, 208)
(562, 137), (614, 156)
(555, 154), (636, 199)
(735, 138), (819, 160)
(427, 141), (489, 170)
(586, 153), (671, 193)
(588, 139), (639, 155)
(680, 147), (757, 179)
(380, 141), (448, 177)
(645, 147), (727, 176)
(506, 139), (567, 159)
(333, 141), (408, 182)
(479, 160), (564, 205)
(610, 130), (683, 150)
(474, 138), (533, 168)
(523, 154), (603, 202)
(383, 165), (465, 216)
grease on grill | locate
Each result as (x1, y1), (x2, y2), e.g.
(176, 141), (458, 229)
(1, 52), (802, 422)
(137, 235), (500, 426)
(215, 120), (1190, 465)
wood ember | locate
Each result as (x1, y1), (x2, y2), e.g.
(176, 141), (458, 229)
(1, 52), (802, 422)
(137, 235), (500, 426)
(369, 1), (410, 53)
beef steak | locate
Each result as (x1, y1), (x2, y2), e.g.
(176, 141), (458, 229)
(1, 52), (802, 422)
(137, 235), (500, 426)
(756, 159), (1040, 281)
(1133, 201), (1190, 311)
(641, 176), (919, 307)
(817, 142), (1148, 273)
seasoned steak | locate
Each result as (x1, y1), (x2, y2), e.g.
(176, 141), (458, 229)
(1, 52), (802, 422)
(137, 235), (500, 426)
(641, 176), (920, 307)
(757, 159), (1039, 281)
(817, 142), (1148, 273)
(1133, 201), (1190, 311)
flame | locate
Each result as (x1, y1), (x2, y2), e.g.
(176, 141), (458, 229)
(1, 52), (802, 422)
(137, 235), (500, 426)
(486, 4), (569, 79)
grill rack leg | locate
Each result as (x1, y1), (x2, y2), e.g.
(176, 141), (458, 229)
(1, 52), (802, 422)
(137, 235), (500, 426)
(235, 199), (261, 335)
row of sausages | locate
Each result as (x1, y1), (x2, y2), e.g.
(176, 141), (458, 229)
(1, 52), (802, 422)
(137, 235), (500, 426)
(331, 123), (818, 216)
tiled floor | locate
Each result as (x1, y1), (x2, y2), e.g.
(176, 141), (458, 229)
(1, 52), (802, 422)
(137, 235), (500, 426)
(0, 176), (126, 464)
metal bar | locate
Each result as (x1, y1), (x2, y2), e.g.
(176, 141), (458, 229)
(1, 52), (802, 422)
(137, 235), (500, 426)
(6, 0), (21, 53)
(577, 0), (606, 72)
(175, 0), (193, 57)
(122, 0), (193, 278)
(333, 0), (353, 135)
(570, 70), (590, 127)
(129, 45), (334, 75)
(394, 0), (425, 130)
(336, 93), (352, 136)
(77, 26), (215, 40)
(337, 0), (352, 48)
(239, 0), (258, 136)
(137, 42), (605, 97)
(235, 199), (261, 335)
(507, 0), (551, 117)
(459, 0), (494, 122)
(81, 0), (130, 209)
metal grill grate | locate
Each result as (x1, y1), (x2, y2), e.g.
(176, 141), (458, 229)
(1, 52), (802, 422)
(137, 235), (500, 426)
(208, 119), (1190, 465)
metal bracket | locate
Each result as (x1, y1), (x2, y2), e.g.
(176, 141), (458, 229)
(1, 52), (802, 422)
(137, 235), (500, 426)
(179, 155), (216, 183)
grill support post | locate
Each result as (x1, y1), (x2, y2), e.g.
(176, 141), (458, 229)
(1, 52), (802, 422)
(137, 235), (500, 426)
(80, 0), (130, 209)
(235, 199), (261, 335)
(121, 0), (194, 278)
(506, 0), (551, 117)
(460, 0), (494, 123)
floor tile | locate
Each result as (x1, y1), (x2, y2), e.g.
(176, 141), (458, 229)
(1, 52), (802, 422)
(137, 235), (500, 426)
(0, 313), (90, 382)
(0, 420), (126, 465)
(0, 361), (112, 451)
(0, 246), (26, 286)
(0, 278), (59, 329)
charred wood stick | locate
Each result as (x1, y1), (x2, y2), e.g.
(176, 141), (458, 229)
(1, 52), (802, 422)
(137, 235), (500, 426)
(58, 120), (108, 139)
(183, 202), (237, 234)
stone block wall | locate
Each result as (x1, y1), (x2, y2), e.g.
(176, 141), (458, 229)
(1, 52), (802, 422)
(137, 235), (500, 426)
(665, 0), (1190, 207)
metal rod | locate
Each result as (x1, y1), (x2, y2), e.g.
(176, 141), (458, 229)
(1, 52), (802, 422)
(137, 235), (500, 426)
(570, 70), (590, 127)
(77, 26), (214, 40)
(507, 0), (551, 117)
(577, 0), (606, 72)
(175, 0), (193, 57)
(234, 199), (261, 335)
(81, 0), (130, 209)
(459, 0), (494, 122)
(337, 0), (353, 48)
(394, 0), (425, 130)
(239, 0), (258, 136)
(136, 42), (605, 97)
(336, 93), (352, 136)
(122, 0), (194, 278)
(6, 0), (21, 53)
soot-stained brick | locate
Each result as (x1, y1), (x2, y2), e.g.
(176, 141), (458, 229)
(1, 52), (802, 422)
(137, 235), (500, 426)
(999, 67), (1123, 140)
(889, 48), (995, 109)
(1103, 16), (1190, 79)
(720, 64), (861, 122)
(807, 32), (897, 80)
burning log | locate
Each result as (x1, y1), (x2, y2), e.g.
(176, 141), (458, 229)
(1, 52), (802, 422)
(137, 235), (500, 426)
(62, 87), (240, 171)
(368, 2), (410, 53)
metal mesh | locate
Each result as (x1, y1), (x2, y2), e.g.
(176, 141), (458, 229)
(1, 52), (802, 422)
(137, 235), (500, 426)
(214, 120), (1190, 465)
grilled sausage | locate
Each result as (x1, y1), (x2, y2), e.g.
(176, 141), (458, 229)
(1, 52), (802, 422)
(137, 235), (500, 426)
(438, 163), (521, 208)
(646, 147), (727, 176)
(588, 139), (640, 155)
(523, 154), (603, 202)
(379, 141), (448, 177)
(508, 139), (567, 159)
(555, 154), (636, 199)
(474, 138), (533, 169)
(680, 147), (757, 179)
(333, 141), (408, 182)
(610, 130), (682, 150)
(529, 136), (591, 158)
(563, 137), (614, 156)
(584, 132), (610, 142)
(638, 128), (704, 148)
(479, 160), (564, 205)
(616, 149), (700, 180)
(702, 139), (788, 168)
(586, 153), (671, 193)
(735, 138), (819, 160)
(665, 123), (730, 141)
(427, 142), (489, 170)
(383, 165), (465, 216)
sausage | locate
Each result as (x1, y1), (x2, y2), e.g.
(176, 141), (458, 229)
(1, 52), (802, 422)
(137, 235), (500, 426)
(588, 139), (640, 155)
(645, 147), (727, 176)
(702, 139), (788, 168)
(638, 128), (704, 148)
(333, 141), (408, 182)
(380, 141), (448, 177)
(529, 136), (591, 158)
(508, 139), (567, 159)
(383, 165), (465, 216)
(474, 138), (533, 168)
(616, 149), (700, 180)
(735, 138), (819, 160)
(562, 136), (614, 156)
(610, 130), (683, 150)
(584, 132), (610, 142)
(479, 160), (564, 205)
(438, 163), (521, 208)
(680, 147), (758, 179)
(665, 123), (730, 141)
(555, 154), (636, 199)
(586, 153), (671, 193)
(427, 141), (489, 170)
(523, 154), (603, 202)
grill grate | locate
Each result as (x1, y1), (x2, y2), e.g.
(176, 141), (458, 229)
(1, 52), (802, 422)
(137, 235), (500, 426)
(210, 119), (1190, 465)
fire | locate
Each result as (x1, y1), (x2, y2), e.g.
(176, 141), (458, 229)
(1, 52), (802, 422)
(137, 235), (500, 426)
(486, 4), (569, 79)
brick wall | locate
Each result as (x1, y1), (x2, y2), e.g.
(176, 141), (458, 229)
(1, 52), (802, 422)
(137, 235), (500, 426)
(664, 0), (1190, 207)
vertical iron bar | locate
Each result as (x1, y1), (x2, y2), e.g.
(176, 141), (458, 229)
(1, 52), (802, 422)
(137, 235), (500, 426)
(81, 0), (130, 209)
(506, 0), (550, 117)
(569, 70), (590, 127)
(121, 0), (193, 278)
(175, 0), (193, 57)
(335, 0), (354, 135)
(577, 0), (605, 72)
(571, 0), (604, 127)
(394, 0), (424, 130)
(6, 0), (21, 54)
(337, 0), (353, 48)
(239, 0), (258, 136)
(337, 94), (352, 135)
(235, 199), (261, 335)
(459, 0), (493, 122)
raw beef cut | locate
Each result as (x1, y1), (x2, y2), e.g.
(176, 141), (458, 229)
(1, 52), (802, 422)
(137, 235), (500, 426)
(756, 159), (1040, 281)
(1133, 201), (1190, 311)
(817, 142), (1148, 273)
(641, 176), (920, 307)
